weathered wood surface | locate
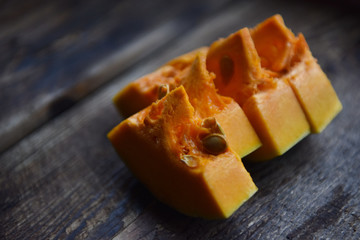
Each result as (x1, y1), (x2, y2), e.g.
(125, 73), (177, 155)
(1, 0), (360, 239)
(0, 0), (230, 153)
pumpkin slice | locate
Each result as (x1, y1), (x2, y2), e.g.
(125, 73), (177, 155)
(108, 86), (258, 219)
(113, 47), (261, 158)
(179, 51), (261, 157)
(251, 14), (342, 133)
(207, 27), (310, 161)
(113, 47), (208, 118)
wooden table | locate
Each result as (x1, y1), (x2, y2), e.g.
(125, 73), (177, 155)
(1, 0), (360, 239)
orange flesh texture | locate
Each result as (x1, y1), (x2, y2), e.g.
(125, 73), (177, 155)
(251, 15), (342, 133)
(113, 47), (208, 118)
(285, 42), (343, 133)
(108, 86), (257, 219)
(207, 27), (310, 161)
(206, 28), (269, 107)
(180, 51), (261, 157)
(250, 14), (296, 73)
(243, 80), (310, 160)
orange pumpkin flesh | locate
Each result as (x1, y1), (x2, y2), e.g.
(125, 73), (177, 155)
(114, 47), (261, 158)
(108, 86), (258, 219)
(207, 27), (310, 161)
(113, 47), (208, 118)
(286, 43), (343, 133)
(250, 14), (296, 73)
(108, 15), (342, 218)
(179, 51), (261, 157)
(251, 14), (342, 133)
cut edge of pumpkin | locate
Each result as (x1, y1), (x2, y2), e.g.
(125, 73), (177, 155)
(250, 15), (343, 133)
(207, 26), (310, 161)
(108, 85), (258, 219)
(181, 51), (262, 158)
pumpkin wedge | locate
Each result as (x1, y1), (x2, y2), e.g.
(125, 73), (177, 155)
(179, 51), (261, 157)
(113, 47), (208, 118)
(108, 86), (258, 219)
(113, 48), (261, 158)
(251, 14), (342, 133)
(207, 27), (310, 161)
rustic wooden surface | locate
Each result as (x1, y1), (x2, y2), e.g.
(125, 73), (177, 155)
(1, 0), (360, 239)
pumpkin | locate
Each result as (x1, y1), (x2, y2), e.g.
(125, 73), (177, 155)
(113, 47), (208, 118)
(108, 15), (342, 218)
(108, 86), (258, 219)
(206, 27), (310, 161)
(178, 51), (261, 157)
(113, 47), (261, 158)
(250, 15), (342, 133)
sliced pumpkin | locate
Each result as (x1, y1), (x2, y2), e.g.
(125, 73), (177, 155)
(113, 47), (208, 118)
(114, 47), (261, 158)
(179, 51), (261, 157)
(206, 27), (310, 161)
(251, 14), (342, 133)
(108, 15), (344, 219)
(108, 86), (258, 219)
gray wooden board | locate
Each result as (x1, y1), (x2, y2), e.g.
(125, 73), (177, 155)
(1, 0), (360, 239)
(0, 0), (231, 153)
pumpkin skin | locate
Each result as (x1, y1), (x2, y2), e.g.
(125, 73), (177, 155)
(251, 15), (342, 133)
(113, 47), (208, 118)
(206, 27), (310, 161)
(108, 86), (258, 219)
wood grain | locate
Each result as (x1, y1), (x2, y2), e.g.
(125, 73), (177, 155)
(0, 0), (231, 153)
(1, 0), (360, 239)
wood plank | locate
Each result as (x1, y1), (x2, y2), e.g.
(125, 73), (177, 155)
(1, 0), (360, 239)
(0, 0), (232, 153)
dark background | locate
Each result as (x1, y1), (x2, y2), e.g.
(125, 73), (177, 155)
(1, 0), (360, 239)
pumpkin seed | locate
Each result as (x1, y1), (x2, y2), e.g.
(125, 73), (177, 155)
(158, 84), (169, 99)
(201, 117), (225, 135)
(202, 133), (228, 155)
(180, 155), (198, 168)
